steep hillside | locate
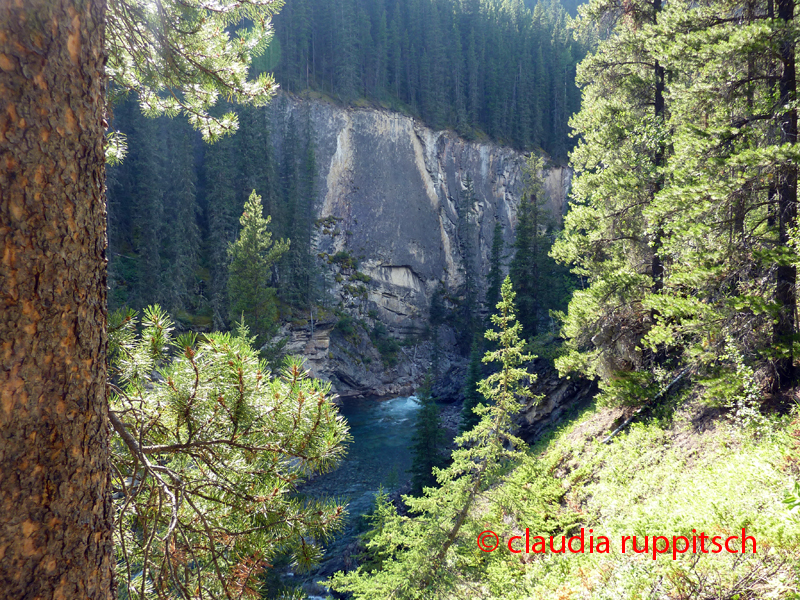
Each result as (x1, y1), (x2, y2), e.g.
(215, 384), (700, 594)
(500, 399), (800, 598)
(332, 392), (800, 599)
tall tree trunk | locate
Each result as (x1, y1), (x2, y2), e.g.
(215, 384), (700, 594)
(0, 0), (113, 597)
(775, 0), (797, 387)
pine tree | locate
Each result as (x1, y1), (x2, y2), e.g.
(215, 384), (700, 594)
(429, 281), (447, 325)
(227, 190), (290, 341)
(329, 276), (538, 598)
(106, 98), (141, 310)
(388, 2), (403, 98)
(460, 339), (483, 433)
(510, 153), (547, 339)
(128, 111), (167, 310)
(108, 307), (349, 597)
(284, 112), (318, 308)
(554, 0), (800, 401)
(1, 1), (114, 594)
(203, 131), (239, 330)
(164, 119), (201, 315)
(466, 25), (480, 125)
(107, 0), (282, 141)
(372, 5), (389, 98)
(333, 0), (360, 100)
(410, 373), (448, 495)
(279, 109), (300, 237)
(237, 105), (276, 228)
(551, 0), (671, 393)
(642, 0), (798, 390)
(774, 0), (797, 387)
(486, 219), (504, 314)
(4, 0), (288, 594)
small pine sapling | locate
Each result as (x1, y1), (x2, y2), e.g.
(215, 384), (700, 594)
(329, 276), (540, 599)
(410, 372), (448, 495)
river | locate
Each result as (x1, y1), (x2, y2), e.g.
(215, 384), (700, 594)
(293, 395), (422, 594)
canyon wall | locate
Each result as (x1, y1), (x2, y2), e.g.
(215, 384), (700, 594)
(269, 94), (572, 337)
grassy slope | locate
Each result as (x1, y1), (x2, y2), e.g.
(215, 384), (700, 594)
(472, 398), (800, 599)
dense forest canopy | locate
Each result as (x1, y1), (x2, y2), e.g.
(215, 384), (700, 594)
(269, 0), (584, 157)
(553, 0), (800, 398)
(106, 0), (583, 338)
(107, 98), (318, 333)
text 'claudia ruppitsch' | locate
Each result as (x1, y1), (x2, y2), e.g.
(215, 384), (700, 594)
(477, 527), (757, 561)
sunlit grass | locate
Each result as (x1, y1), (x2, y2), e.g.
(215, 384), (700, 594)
(481, 401), (800, 599)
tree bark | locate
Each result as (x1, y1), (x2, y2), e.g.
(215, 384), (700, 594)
(0, 0), (113, 597)
(775, 0), (797, 388)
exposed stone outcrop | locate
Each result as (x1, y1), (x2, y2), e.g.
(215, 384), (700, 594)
(274, 317), (466, 400)
(266, 95), (571, 400)
(516, 360), (598, 443)
(269, 94), (571, 337)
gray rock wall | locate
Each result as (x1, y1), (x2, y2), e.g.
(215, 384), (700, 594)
(269, 94), (571, 336)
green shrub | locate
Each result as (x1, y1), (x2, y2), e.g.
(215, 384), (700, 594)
(526, 332), (568, 367)
(331, 250), (358, 270)
(335, 315), (355, 337)
(371, 322), (400, 367)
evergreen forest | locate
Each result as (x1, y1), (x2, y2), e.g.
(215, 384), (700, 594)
(269, 0), (583, 156)
(4, 0), (800, 598)
(107, 97), (320, 335)
(106, 0), (583, 339)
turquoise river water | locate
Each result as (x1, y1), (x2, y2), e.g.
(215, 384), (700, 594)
(293, 395), (421, 595)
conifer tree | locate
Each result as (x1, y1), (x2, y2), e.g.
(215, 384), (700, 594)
(460, 339), (484, 433)
(279, 109), (300, 236)
(204, 131), (239, 330)
(0, 1), (114, 594)
(774, 0), (797, 386)
(554, 0), (800, 400)
(510, 153), (547, 339)
(237, 105), (277, 231)
(329, 276), (538, 598)
(108, 307), (349, 598)
(410, 373), (448, 496)
(643, 0), (798, 390)
(429, 282), (447, 326)
(164, 119), (201, 315)
(227, 190), (290, 341)
(285, 112), (318, 307)
(107, 0), (283, 142)
(3, 0), (288, 594)
(551, 0), (672, 393)
(0, 0), (290, 598)
(485, 220), (504, 314)
(128, 111), (167, 310)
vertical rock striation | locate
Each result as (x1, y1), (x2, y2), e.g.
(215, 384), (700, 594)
(269, 95), (571, 336)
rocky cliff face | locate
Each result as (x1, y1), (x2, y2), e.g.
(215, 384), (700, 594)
(264, 95), (574, 400)
(516, 361), (598, 442)
(269, 94), (571, 337)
